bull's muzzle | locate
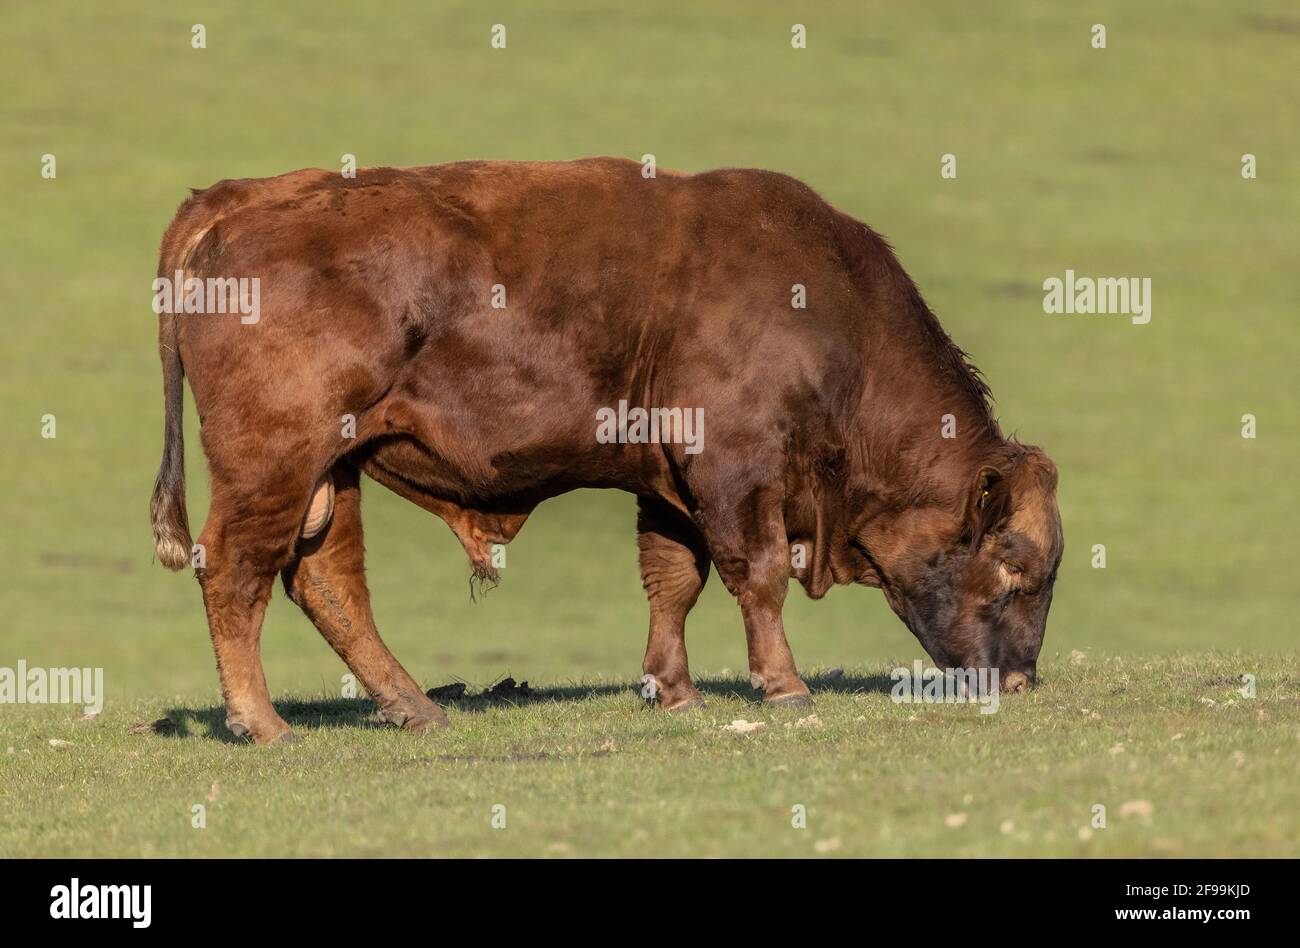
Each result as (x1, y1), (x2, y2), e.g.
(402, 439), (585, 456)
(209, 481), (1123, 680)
(1001, 670), (1034, 693)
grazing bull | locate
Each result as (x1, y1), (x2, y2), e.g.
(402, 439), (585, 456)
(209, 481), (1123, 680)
(150, 158), (1064, 744)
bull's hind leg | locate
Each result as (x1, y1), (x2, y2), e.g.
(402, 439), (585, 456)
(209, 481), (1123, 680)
(196, 476), (316, 745)
(282, 463), (447, 732)
(197, 562), (290, 743)
(637, 497), (709, 710)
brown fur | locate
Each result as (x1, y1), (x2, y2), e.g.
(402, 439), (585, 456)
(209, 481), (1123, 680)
(150, 158), (1063, 742)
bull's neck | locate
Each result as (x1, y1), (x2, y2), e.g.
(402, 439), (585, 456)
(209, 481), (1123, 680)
(848, 367), (1003, 513)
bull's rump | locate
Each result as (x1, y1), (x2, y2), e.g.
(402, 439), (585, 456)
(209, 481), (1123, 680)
(168, 158), (866, 499)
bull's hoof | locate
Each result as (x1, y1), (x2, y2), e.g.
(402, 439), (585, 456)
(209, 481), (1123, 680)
(403, 710), (452, 732)
(639, 674), (705, 712)
(378, 700), (450, 732)
(764, 692), (814, 709)
(227, 716), (299, 745)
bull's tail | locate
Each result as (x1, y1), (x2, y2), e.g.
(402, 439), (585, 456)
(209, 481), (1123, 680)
(150, 306), (192, 570)
(151, 191), (234, 569)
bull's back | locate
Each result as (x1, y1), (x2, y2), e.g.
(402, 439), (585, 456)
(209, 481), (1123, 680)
(173, 156), (864, 345)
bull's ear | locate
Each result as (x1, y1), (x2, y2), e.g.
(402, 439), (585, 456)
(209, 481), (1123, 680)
(963, 465), (1012, 548)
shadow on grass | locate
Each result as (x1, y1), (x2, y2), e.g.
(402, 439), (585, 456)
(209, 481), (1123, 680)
(539, 670), (899, 703)
(161, 671), (898, 742)
(162, 698), (383, 743)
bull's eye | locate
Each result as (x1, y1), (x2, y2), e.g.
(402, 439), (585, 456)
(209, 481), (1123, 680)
(996, 562), (1024, 592)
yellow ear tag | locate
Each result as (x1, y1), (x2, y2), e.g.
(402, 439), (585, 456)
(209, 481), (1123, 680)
(980, 489), (989, 509)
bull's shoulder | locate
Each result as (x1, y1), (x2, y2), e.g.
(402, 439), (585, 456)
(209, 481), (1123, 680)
(681, 166), (828, 207)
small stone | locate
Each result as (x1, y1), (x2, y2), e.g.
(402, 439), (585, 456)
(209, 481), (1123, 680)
(814, 836), (842, 853)
(1118, 799), (1153, 818)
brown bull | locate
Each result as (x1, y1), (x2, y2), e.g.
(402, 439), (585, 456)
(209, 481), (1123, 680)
(150, 158), (1064, 744)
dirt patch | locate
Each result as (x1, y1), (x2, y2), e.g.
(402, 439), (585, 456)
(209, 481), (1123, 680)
(427, 676), (535, 710)
(1203, 675), (1248, 687)
(1247, 15), (1300, 33)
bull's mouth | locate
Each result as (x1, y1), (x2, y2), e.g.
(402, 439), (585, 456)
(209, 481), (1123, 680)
(1000, 670), (1035, 693)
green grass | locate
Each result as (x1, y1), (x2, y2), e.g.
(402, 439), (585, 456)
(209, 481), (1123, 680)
(1, 1), (1297, 857)
(2, 654), (1296, 857)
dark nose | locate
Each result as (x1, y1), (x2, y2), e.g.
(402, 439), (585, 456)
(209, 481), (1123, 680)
(1002, 670), (1035, 693)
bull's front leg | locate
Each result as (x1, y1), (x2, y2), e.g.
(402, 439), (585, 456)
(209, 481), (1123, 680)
(637, 497), (709, 710)
(731, 561), (812, 707)
(695, 483), (812, 707)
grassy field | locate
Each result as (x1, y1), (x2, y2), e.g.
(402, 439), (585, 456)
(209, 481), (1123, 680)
(3, 654), (1297, 858)
(0, 1), (1296, 857)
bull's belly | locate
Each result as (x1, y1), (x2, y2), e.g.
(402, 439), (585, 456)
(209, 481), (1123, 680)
(354, 425), (686, 538)
(354, 432), (641, 572)
(357, 435), (524, 506)
(355, 431), (630, 508)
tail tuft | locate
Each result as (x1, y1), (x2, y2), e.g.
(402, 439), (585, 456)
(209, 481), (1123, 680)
(151, 498), (192, 570)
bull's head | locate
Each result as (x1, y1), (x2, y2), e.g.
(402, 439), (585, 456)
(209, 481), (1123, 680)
(857, 444), (1063, 692)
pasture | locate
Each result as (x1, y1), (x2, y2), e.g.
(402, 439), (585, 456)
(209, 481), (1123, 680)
(0, 0), (1296, 857)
